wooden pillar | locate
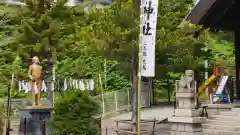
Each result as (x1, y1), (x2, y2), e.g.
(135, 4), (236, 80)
(235, 0), (240, 101)
(235, 30), (240, 100)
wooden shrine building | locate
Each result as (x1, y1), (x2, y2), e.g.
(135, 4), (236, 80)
(186, 0), (240, 100)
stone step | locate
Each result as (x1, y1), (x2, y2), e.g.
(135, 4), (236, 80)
(210, 115), (240, 121)
(231, 108), (240, 112)
(220, 111), (240, 116)
(11, 122), (20, 126)
(206, 119), (240, 126)
(106, 130), (170, 135)
(11, 121), (20, 126)
(152, 130), (170, 135)
(205, 110), (219, 116)
(11, 116), (20, 120)
(202, 124), (240, 131)
(203, 129), (240, 135)
(8, 117), (20, 132)
(11, 124), (19, 128)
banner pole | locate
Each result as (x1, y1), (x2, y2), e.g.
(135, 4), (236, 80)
(138, 0), (158, 134)
(137, 28), (142, 135)
(137, 0), (144, 134)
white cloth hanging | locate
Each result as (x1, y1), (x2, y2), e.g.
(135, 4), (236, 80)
(75, 80), (79, 89)
(85, 80), (90, 90)
(18, 80), (47, 93)
(72, 79), (75, 89)
(26, 82), (31, 93)
(89, 79), (94, 90)
(22, 81), (28, 93)
(18, 81), (21, 92)
(42, 80), (47, 92)
(64, 78), (67, 90)
(79, 80), (85, 91)
(70, 78), (73, 89)
(20, 80), (26, 92)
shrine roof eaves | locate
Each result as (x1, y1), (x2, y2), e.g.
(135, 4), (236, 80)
(185, 0), (235, 30)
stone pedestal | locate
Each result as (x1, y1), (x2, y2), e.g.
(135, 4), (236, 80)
(169, 88), (205, 135)
(18, 106), (52, 135)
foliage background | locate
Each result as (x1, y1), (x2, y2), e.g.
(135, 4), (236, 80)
(0, 0), (235, 101)
(0, 0), (236, 134)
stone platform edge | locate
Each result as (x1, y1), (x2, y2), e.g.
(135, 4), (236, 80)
(168, 117), (206, 123)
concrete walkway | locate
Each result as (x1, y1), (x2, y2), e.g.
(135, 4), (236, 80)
(114, 106), (174, 121)
(102, 105), (174, 135)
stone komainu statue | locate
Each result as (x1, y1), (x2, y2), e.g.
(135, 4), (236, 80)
(178, 70), (195, 92)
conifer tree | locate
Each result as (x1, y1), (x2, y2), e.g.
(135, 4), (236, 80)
(0, 5), (23, 95)
(75, 0), (195, 131)
(6, 0), (77, 106)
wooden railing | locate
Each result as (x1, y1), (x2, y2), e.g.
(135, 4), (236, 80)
(115, 119), (157, 135)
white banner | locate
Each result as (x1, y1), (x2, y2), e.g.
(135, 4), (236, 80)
(140, 0), (159, 77)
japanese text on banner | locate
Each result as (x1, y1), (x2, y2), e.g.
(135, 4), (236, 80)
(141, 0), (158, 77)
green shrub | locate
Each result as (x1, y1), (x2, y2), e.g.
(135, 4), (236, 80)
(0, 99), (4, 135)
(0, 84), (7, 98)
(51, 90), (100, 135)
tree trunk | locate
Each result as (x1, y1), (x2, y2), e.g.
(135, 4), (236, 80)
(45, 50), (53, 108)
(131, 54), (138, 132)
(132, 0), (140, 14)
(131, 0), (141, 132)
(141, 77), (151, 107)
(37, 0), (53, 108)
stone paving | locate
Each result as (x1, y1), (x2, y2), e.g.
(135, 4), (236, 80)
(101, 105), (174, 135)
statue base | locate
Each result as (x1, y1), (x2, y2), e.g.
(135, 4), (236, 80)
(170, 86), (205, 135)
(170, 122), (204, 135)
(18, 106), (52, 135)
(169, 117), (205, 135)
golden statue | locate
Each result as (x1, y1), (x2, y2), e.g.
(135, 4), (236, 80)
(28, 56), (43, 106)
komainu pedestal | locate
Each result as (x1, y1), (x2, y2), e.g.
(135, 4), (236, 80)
(168, 70), (205, 135)
(18, 106), (52, 135)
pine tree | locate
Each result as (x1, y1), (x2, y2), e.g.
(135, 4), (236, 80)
(0, 5), (23, 95)
(6, 0), (77, 106)
(75, 0), (195, 132)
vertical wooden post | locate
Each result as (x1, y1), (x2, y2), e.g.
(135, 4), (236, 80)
(105, 127), (108, 135)
(235, 29), (240, 101)
(6, 85), (11, 135)
(42, 120), (46, 135)
(127, 88), (130, 107)
(24, 118), (27, 135)
(167, 76), (171, 103)
(152, 118), (156, 135)
(114, 91), (118, 111)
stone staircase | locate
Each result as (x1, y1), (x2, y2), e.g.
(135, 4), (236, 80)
(10, 116), (21, 135)
(202, 108), (240, 135)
